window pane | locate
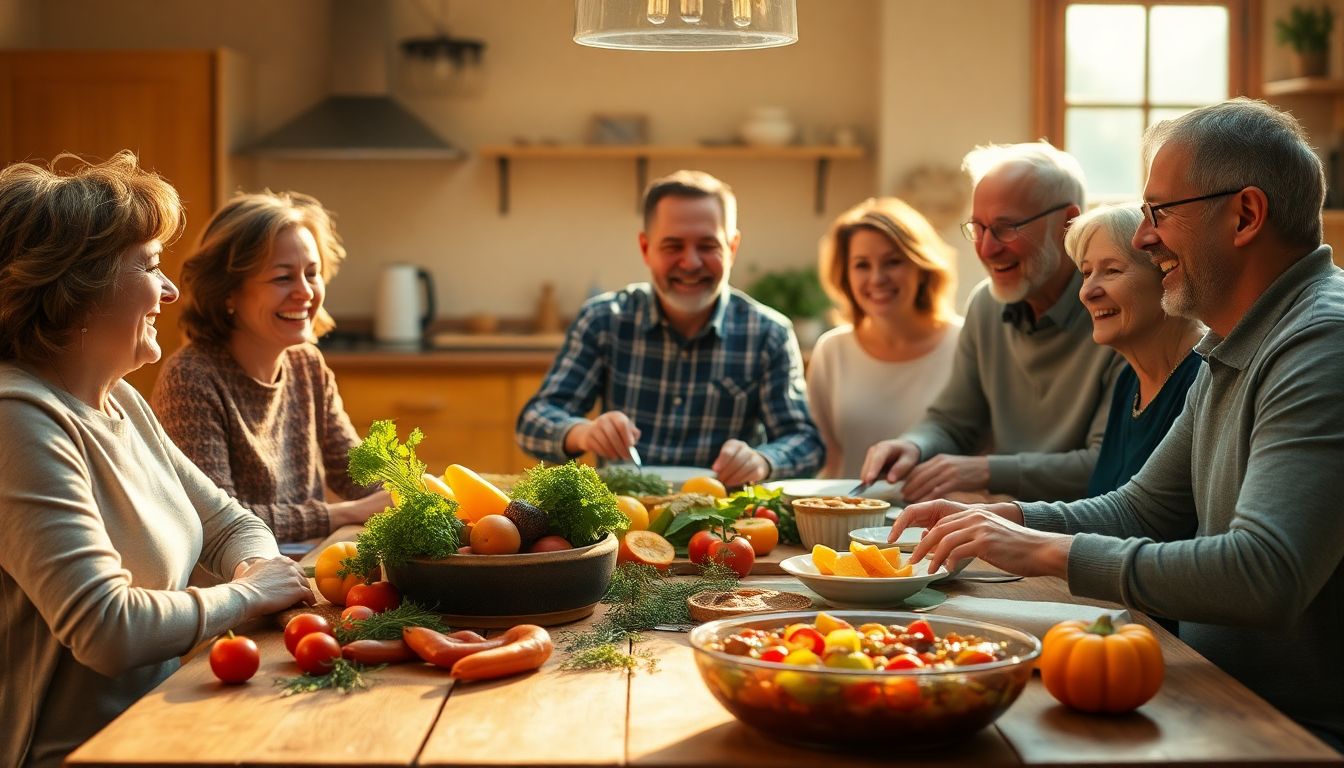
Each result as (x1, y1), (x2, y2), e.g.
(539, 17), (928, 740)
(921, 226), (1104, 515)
(1149, 6), (1228, 105)
(1066, 4), (1146, 104)
(1067, 107), (1145, 200)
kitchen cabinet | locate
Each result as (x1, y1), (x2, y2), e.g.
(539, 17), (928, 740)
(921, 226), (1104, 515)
(0, 49), (243, 394)
(478, 143), (864, 214)
(327, 351), (554, 475)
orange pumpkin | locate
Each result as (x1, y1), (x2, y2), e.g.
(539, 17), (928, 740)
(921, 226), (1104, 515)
(1040, 614), (1164, 714)
(313, 542), (370, 606)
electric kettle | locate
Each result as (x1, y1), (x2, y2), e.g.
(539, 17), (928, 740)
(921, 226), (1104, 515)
(374, 263), (436, 345)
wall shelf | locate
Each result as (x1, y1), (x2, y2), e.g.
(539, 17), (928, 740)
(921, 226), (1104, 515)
(477, 143), (865, 215)
(1261, 77), (1344, 97)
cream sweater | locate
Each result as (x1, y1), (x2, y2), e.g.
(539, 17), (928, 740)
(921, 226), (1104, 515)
(0, 365), (281, 768)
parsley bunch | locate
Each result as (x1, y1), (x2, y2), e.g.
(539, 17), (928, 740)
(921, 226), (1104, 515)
(342, 420), (465, 576)
(512, 461), (626, 547)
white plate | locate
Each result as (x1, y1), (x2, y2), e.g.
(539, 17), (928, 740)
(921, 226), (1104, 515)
(607, 464), (717, 486)
(779, 554), (947, 606)
(848, 527), (973, 579)
(760, 478), (904, 503)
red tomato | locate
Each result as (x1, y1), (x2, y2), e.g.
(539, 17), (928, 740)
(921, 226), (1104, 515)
(346, 581), (401, 614)
(687, 529), (722, 565)
(905, 619), (934, 643)
(339, 605), (375, 632)
(784, 626), (826, 655)
(758, 646), (788, 663)
(752, 507), (779, 525)
(283, 613), (333, 656)
(885, 653), (926, 671)
(884, 677), (922, 710)
(708, 535), (755, 578)
(294, 632), (342, 675)
(209, 631), (259, 684)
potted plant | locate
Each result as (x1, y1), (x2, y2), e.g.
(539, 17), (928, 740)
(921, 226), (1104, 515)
(746, 267), (831, 347)
(1276, 4), (1335, 77)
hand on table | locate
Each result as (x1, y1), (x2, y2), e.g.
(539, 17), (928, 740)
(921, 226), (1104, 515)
(894, 502), (1068, 579)
(859, 439), (921, 486)
(900, 454), (990, 503)
(232, 556), (316, 614)
(712, 439), (769, 487)
(566, 411), (641, 461)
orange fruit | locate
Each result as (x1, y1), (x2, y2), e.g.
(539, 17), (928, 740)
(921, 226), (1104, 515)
(880, 547), (904, 569)
(731, 517), (779, 555)
(811, 544), (839, 575)
(615, 495), (650, 532)
(469, 514), (522, 555)
(831, 553), (870, 578)
(443, 464), (510, 522)
(617, 530), (675, 570)
(681, 476), (727, 499)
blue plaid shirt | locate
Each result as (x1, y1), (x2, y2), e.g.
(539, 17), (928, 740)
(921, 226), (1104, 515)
(515, 284), (824, 479)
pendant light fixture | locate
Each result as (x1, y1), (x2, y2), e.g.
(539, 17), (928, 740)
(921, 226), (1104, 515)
(574, 0), (798, 51)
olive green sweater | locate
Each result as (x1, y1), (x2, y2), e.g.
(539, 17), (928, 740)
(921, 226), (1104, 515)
(0, 366), (281, 768)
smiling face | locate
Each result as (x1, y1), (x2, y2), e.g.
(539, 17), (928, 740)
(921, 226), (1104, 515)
(1077, 235), (1168, 351)
(227, 224), (325, 361)
(1133, 143), (1234, 323)
(86, 239), (179, 378)
(640, 195), (739, 329)
(970, 163), (1068, 305)
(847, 227), (922, 322)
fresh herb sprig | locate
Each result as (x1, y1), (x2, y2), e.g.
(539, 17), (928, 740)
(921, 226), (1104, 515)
(722, 485), (798, 545)
(334, 601), (446, 644)
(342, 420), (465, 576)
(512, 461), (627, 547)
(597, 466), (671, 497)
(275, 658), (376, 696)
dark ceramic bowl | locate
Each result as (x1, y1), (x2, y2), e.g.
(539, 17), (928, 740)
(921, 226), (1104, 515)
(383, 533), (618, 627)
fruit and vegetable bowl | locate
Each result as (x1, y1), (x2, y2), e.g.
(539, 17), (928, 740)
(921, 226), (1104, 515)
(688, 610), (1040, 750)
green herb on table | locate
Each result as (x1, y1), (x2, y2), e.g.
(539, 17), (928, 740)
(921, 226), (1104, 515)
(512, 461), (627, 547)
(275, 658), (377, 696)
(597, 466), (672, 497)
(341, 420), (465, 576)
(558, 562), (738, 672)
(722, 485), (799, 545)
(662, 501), (739, 554)
(334, 600), (446, 644)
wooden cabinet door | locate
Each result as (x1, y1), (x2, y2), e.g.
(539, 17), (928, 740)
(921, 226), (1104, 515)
(0, 50), (218, 395)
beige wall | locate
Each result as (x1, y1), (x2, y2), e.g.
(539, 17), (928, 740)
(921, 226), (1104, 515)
(19, 0), (1043, 320)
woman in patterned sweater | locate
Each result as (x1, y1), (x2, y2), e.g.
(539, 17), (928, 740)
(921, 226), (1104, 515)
(153, 192), (388, 543)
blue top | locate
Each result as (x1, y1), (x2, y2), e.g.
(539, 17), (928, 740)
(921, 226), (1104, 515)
(514, 283), (824, 479)
(1086, 350), (1202, 496)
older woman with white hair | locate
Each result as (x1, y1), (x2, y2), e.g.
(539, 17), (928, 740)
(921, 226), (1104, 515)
(1067, 204), (1204, 495)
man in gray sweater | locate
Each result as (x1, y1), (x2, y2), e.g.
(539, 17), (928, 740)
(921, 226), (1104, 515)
(893, 98), (1344, 750)
(862, 142), (1121, 502)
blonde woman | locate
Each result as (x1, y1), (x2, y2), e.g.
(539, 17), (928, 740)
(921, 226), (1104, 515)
(807, 197), (961, 478)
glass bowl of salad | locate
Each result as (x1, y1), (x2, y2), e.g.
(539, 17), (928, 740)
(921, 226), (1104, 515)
(688, 610), (1040, 749)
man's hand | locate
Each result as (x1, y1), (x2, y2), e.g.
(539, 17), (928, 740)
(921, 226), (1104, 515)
(564, 411), (641, 461)
(712, 439), (770, 487)
(900, 455), (990, 503)
(902, 506), (1070, 579)
(860, 439), (921, 485)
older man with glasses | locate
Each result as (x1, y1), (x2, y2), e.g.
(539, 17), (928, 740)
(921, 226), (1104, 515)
(892, 97), (1344, 752)
(861, 141), (1122, 503)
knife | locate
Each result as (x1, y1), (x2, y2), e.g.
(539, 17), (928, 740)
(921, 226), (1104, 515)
(845, 480), (871, 497)
(629, 445), (643, 473)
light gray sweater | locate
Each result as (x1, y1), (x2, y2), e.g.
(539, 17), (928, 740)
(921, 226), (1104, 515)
(901, 273), (1122, 500)
(0, 366), (281, 768)
(1021, 247), (1344, 743)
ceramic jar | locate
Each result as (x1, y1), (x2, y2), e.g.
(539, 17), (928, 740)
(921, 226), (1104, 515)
(740, 107), (796, 147)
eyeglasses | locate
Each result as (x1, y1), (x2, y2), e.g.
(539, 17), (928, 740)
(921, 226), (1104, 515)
(961, 203), (1071, 245)
(1140, 188), (1242, 228)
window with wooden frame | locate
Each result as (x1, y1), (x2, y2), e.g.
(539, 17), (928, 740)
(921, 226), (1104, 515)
(1033, 0), (1254, 201)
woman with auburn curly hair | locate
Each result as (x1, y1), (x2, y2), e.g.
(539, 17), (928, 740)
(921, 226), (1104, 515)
(0, 152), (313, 768)
(152, 191), (389, 544)
(808, 197), (962, 478)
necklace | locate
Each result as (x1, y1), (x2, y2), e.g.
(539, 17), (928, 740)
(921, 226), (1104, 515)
(1131, 356), (1186, 419)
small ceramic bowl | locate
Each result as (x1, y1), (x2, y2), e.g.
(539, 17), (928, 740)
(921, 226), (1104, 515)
(791, 496), (890, 551)
(383, 533), (618, 627)
(779, 554), (946, 606)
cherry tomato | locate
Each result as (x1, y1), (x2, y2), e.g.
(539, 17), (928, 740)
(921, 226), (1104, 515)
(294, 632), (342, 675)
(905, 618), (934, 643)
(885, 653), (926, 670)
(708, 535), (755, 578)
(687, 529), (722, 565)
(283, 613), (333, 656)
(758, 646), (788, 663)
(339, 604), (375, 632)
(346, 581), (401, 614)
(784, 626), (826, 655)
(209, 631), (259, 684)
(752, 506), (779, 525)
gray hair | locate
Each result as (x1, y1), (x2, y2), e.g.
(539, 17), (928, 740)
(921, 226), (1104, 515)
(1064, 204), (1152, 270)
(1143, 98), (1323, 249)
(962, 141), (1087, 209)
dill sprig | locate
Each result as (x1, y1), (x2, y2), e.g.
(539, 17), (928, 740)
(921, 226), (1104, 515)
(561, 643), (659, 673)
(275, 658), (377, 696)
(333, 601), (446, 644)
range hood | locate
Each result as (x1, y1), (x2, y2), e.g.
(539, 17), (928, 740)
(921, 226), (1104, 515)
(242, 0), (463, 160)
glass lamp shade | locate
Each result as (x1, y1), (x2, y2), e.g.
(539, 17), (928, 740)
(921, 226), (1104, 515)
(574, 0), (798, 51)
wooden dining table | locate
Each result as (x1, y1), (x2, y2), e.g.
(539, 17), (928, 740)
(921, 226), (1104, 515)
(68, 527), (1343, 768)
